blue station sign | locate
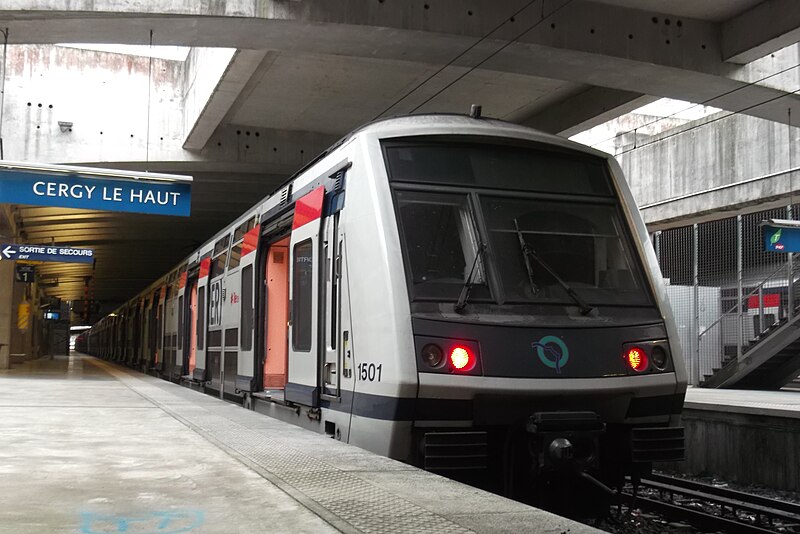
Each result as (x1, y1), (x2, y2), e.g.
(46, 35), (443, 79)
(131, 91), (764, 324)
(0, 161), (192, 216)
(1, 243), (94, 264)
(763, 219), (800, 252)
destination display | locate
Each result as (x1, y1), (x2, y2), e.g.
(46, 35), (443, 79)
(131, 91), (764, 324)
(1, 244), (94, 264)
(0, 162), (191, 216)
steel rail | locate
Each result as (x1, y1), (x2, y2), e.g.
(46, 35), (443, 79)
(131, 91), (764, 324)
(624, 474), (800, 533)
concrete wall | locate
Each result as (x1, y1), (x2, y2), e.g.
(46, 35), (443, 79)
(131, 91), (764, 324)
(671, 408), (800, 491)
(619, 45), (800, 228)
(2, 45), (186, 165)
(621, 113), (800, 227)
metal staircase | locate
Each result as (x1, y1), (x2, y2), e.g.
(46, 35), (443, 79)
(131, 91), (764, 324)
(701, 255), (800, 389)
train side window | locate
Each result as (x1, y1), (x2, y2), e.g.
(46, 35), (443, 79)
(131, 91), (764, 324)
(197, 286), (206, 350)
(211, 235), (230, 278)
(228, 243), (243, 270)
(292, 239), (313, 351)
(241, 264), (253, 351)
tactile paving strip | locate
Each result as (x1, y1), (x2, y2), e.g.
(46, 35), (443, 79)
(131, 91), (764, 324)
(94, 360), (473, 534)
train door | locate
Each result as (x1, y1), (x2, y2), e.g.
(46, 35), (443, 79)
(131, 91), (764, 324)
(194, 257), (210, 381)
(321, 211), (342, 398)
(142, 296), (152, 370)
(165, 286), (177, 377)
(207, 234), (231, 396)
(286, 187), (325, 406)
(263, 236), (290, 391)
(176, 272), (187, 379)
(222, 239), (240, 400)
(236, 222), (260, 395)
(189, 279), (198, 375)
(157, 286), (166, 371)
(132, 301), (142, 366)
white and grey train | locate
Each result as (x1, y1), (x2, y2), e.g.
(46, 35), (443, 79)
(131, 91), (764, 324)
(83, 114), (687, 508)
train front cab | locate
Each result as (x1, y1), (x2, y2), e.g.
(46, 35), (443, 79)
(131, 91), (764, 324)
(373, 127), (688, 508)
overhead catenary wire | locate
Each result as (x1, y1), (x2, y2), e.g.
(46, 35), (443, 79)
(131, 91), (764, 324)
(372, 0), (540, 121)
(409, 0), (576, 114)
(590, 61), (800, 150)
(615, 84), (800, 157)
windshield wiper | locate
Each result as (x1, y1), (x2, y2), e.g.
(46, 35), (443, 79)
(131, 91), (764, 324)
(514, 218), (540, 297)
(454, 242), (487, 314)
(513, 218), (596, 316)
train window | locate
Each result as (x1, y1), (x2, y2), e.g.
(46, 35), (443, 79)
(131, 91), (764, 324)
(383, 140), (612, 196)
(233, 217), (257, 242)
(228, 243), (243, 270)
(197, 286), (206, 350)
(480, 196), (650, 306)
(241, 264), (253, 351)
(210, 252), (227, 278)
(394, 190), (488, 300)
(292, 239), (313, 351)
(213, 235), (230, 255)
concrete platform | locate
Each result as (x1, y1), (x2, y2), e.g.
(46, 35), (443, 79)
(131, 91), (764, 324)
(676, 387), (800, 491)
(0, 354), (598, 534)
(685, 386), (800, 419)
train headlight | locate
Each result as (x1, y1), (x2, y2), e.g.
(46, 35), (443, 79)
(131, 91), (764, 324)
(624, 346), (649, 372)
(651, 345), (668, 370)
(421, 343), (444, 368)
(449, 346), (475, 372)
(415, 336), (482, 375)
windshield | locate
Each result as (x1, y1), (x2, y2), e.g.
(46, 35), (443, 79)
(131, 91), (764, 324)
(395, 190), (488, 301)
(386, 138), (653, 308)
(481, 195), (648, 306)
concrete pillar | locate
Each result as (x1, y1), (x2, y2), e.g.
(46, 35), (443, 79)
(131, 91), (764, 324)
(0, 259), (13, 369)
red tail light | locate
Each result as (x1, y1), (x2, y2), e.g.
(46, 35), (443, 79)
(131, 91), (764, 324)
(449, 346), (474, 371)
(624, 347), (648, 372)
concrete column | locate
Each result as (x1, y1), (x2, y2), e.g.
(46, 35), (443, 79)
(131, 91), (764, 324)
(0, 259), (13, 369)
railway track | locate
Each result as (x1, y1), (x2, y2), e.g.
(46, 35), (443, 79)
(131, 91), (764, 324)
(625, 473), (800, 533)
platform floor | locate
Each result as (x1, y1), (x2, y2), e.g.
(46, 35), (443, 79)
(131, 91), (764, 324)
(0, 354), (597, 534)
(684, 385), (800, 419)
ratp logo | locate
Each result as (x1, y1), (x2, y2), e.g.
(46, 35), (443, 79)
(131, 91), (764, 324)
(532, 336), (569, 375)
(771, 229), (784, 250)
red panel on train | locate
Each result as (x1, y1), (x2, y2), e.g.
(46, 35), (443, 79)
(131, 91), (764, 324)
(292, 186), (325, 230)
(241, 226), (260, 257)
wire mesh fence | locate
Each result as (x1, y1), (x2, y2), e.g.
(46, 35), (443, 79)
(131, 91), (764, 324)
(654, 205), (798, 385)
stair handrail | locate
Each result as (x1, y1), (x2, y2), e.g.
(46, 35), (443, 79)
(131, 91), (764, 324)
(697, 252), (800, 340)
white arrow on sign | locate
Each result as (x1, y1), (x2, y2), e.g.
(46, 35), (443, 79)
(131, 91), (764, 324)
(1, 245), (16, 260)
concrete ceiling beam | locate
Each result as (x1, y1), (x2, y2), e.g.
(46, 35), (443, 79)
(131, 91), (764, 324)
(1, 2), (797, 127)
(515, 88), (658, 137)
(183, 49), (268, 150)
(722, 0), (800, 64)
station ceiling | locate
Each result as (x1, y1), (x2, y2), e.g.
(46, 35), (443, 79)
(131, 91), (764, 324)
(0, 0), (798, 313)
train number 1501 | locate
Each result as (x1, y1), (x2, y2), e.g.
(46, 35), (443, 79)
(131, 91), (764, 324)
(357, 363), (383, 382)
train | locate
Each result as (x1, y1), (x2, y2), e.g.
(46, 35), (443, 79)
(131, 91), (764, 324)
(82, 114), (688, 513)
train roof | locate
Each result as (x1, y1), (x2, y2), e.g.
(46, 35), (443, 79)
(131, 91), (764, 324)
(347, 113), (611, 159)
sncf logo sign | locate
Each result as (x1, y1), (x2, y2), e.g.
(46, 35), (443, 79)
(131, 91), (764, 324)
(230, 292), (240, 305)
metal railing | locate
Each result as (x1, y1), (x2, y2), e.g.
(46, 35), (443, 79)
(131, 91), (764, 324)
(654, 205), (798, 385)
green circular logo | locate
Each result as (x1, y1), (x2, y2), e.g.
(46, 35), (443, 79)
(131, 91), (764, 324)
(532, 336), (569, 374)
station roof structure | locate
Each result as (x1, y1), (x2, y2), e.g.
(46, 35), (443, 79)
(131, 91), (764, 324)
(0, 0), (798, 311)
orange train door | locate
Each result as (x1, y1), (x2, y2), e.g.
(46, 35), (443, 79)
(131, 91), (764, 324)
(263, 236), (290, 390)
